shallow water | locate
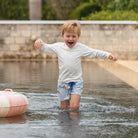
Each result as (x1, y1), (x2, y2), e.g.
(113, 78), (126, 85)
(0, 61), (138, 138)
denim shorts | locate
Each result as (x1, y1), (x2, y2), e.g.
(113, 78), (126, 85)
(57, 81), (83, 101)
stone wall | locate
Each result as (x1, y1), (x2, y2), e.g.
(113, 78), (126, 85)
(0, 21), (137, 60)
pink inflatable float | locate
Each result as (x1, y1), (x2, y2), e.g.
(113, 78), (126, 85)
(0, 89), (29, 117)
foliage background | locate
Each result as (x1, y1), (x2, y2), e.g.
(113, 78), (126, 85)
(0, 0), (137, 20)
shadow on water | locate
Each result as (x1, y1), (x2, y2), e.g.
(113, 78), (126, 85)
(0, 61), (138, 138)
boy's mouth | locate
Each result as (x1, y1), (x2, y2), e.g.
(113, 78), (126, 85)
(68, 42), (74, 45)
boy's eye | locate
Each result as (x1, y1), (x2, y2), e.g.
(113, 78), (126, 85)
(66, 35), (70, 37)
(73, 35), (76, 38)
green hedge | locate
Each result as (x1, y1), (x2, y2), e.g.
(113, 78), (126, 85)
(71, 2), (101, 19)
(82, 10), (138, 20)
(0, 0), (29, 20)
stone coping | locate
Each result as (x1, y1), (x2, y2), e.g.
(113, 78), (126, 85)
(0, 20), (137, 24)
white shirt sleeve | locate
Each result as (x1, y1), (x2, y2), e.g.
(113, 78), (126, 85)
(40, 40), (57, 54)
(80, 44), (111, 59)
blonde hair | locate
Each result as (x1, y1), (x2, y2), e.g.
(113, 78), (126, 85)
(61, 20), (81, 37)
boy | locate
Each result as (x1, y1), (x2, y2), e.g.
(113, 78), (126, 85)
(34, 20), (117, 111)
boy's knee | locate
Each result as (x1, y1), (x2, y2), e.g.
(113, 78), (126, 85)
(70, 104), (79, 111)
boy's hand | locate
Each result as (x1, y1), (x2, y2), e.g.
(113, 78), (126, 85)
(34, 39), (43, 49)
(109, 54), (117, 61)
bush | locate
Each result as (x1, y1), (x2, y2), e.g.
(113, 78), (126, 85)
(107, 0), (138, 13)
(71, 2), (101, 19)
(0, 0), (29, 20)
(82, 10), (138, 20)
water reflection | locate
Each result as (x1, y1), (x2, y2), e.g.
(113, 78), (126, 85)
(58, 111), (80, 124)
(58, 111), (82, 138)
(0, 115), (27, 124)
(0, 61), (138, 138)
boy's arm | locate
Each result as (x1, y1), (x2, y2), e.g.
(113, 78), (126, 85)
(34, 39), (57, 54)
(80, 44), (117, 61)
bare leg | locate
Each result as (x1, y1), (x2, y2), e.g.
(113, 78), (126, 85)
(70, 111), (80, 120)
(70, 94), (80, 111)
(60, 100), (70, 110)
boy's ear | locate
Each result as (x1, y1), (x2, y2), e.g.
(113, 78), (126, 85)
(61, 33), (63, 37)
(61, 34), (64, 38)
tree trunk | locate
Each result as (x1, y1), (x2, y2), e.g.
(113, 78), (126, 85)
(29, 0), (41, 20)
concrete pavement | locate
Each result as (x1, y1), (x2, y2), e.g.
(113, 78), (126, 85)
(95, 60), (138, 90)
(117, 60), (138, 73)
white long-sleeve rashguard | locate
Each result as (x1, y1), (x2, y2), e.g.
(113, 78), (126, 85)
(41, 41), (110, 83)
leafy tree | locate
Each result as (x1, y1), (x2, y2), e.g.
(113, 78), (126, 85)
(89, 0), (114, 10)
(71, 3), (101, 19)
(83, 10), (138, 20)
(0, 0), (29, 20)
(42, 0), (56, 20)
(44, 0), (80, 19)
(107, 0), (138, 13)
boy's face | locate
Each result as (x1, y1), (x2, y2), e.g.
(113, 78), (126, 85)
(62, 32), (79, 48)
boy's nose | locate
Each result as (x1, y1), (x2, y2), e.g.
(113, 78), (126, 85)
(69, 37), (73, 40)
